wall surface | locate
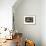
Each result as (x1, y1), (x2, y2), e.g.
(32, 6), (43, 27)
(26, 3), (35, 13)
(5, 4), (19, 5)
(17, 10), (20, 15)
(13, 0), (41, 46)
(41, 0), (46, 46)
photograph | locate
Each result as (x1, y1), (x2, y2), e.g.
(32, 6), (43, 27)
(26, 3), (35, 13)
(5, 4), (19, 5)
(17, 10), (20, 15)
(24, 16), (35, 24)
(0, 0), (46, 46)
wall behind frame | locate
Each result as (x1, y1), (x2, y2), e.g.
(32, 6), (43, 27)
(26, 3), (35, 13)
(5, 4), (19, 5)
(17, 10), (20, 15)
(13, 0), (42, 46)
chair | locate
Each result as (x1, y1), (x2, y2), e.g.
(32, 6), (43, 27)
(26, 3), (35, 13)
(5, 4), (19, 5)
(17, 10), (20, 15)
(15, 33), (23, 46)
(25, 40), (35, 46)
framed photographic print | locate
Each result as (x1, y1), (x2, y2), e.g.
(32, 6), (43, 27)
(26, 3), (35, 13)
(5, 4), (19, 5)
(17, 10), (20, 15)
(24, 16), (35, 24)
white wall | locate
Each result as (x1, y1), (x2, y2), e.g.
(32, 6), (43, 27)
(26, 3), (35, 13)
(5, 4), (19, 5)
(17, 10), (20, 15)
(41, 0), (46, 46)
(0, 0), (16, 30)
(13, 0), (41, 46)
(13, 0), (46, 46)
